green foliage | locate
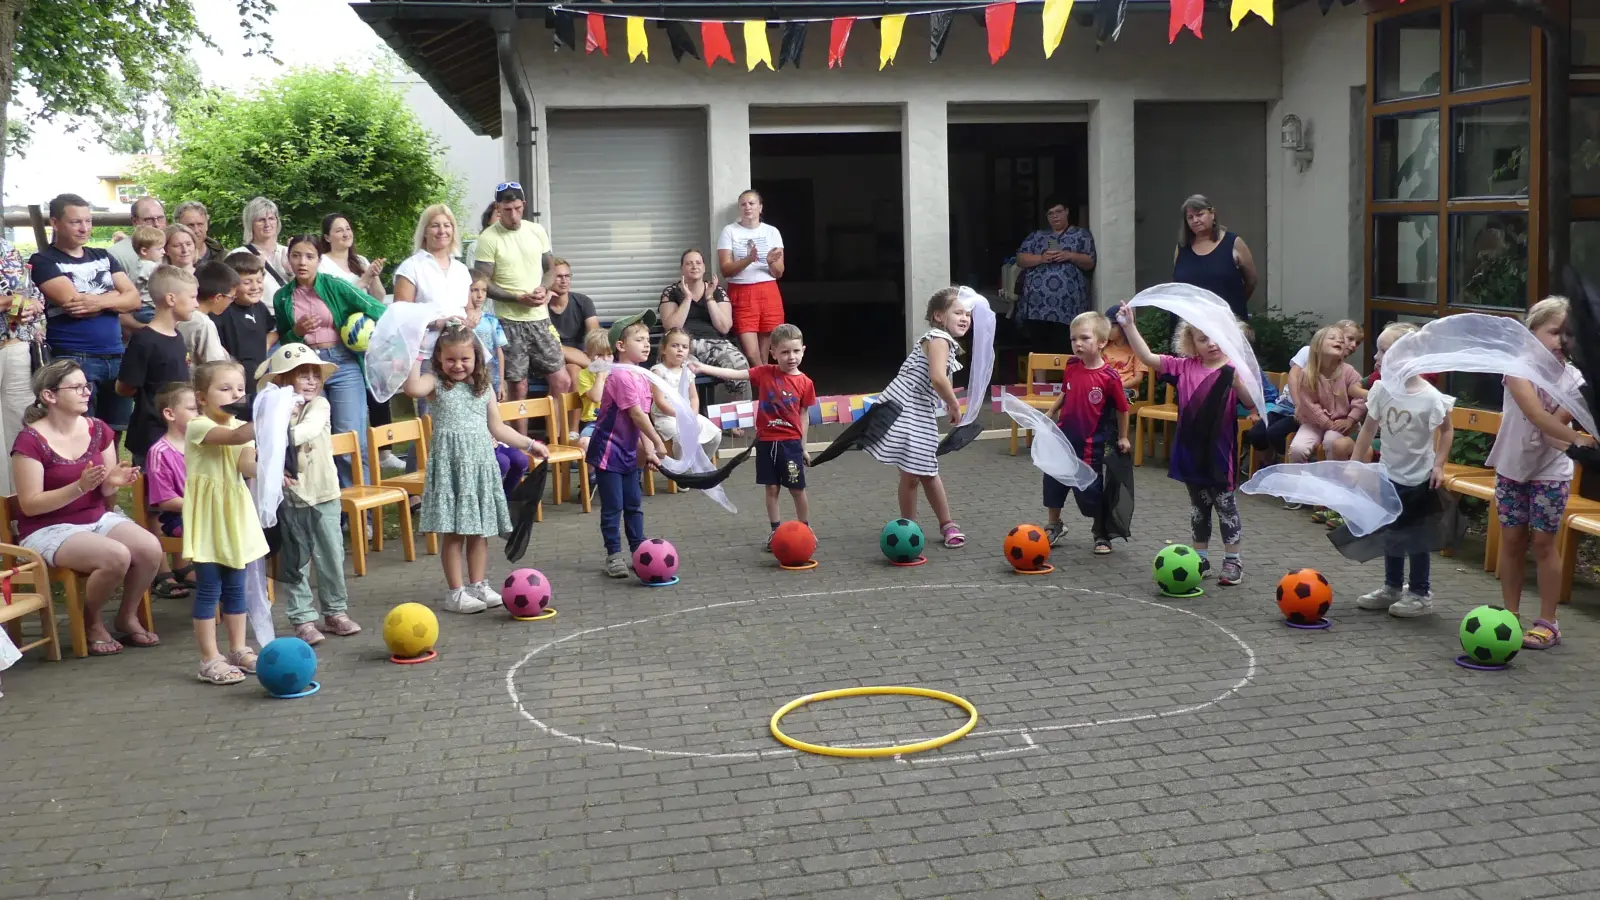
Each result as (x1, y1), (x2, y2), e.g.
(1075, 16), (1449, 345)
(1134, 307), (1174, 357)
(101, 55), (209, 155)
(1246, 306), (1321, 372)
(142, 66), (460, 279)
(1449, 428), (1493, 468)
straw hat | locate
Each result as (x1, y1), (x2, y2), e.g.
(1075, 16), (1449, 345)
(255, 343), (338, 392)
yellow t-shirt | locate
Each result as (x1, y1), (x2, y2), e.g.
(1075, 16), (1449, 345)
(475, 221), (552, 324)
(576, 368), (602, 423)
(182, 416), (269, 569)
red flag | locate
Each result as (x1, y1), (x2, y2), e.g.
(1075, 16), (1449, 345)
(828, 17), (855, 68)
(702, 20), (735, 67)
(586, 13), (608, 55)
(985, 2), (1016, 64)
(1169, 0), (1204, 41)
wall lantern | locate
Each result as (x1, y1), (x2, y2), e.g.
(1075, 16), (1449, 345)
(1280, 114), (1314, 172)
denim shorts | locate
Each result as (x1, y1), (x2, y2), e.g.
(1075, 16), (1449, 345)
(20, 510), (134, 566)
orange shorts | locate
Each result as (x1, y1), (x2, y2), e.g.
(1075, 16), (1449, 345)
(728, 281), (785, 335)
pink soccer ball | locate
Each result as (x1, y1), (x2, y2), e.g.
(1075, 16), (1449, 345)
(632, 539), (679, 584)
(502, 568), (551, 617)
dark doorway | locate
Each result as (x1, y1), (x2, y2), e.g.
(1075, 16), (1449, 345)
(751, 131), (904, 394)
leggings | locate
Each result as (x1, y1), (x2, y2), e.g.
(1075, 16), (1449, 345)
(193, 562), (246, 620)
(1186, 485), (1242, 546)
(1246, 412), (1298, 453)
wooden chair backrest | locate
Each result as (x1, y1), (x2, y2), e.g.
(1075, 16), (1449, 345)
(1266, 371), (1288, 391)
(130, 475), (153, 531)
(328, 431), (367, 485)
(0, 495), (17, 543)
(1450, 406), (1502, 436)
(499, 397), (559, 437)
(369, 419), (427, 471)
(1024, 353), (1070, 403)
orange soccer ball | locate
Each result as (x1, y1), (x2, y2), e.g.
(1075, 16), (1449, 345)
(1003, 524), (1052, 572)
(1276, 568), (1333, 624)
(770, 521), (817, 567)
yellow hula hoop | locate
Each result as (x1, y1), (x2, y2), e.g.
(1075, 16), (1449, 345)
(769, 686), (978, 758)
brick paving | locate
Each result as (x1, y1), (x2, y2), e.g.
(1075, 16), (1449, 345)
(5, 441), (1600, 899)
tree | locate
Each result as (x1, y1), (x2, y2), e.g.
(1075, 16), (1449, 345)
(102, 55), (208, 156)
(142, 66), (460, 275)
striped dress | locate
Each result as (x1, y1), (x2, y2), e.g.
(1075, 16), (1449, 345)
(867, 329), (962, 476)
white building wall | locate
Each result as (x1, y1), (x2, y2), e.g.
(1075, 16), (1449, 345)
(399, 79), (504, 227)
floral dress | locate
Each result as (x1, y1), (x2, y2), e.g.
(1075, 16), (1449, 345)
(867, 329), (961, 477)
(419, 382), (513, 537)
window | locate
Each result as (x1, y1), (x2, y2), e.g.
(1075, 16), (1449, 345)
(1451, 0), (1531, 90)
(1573, 97), (1600, 197)
(1572, 220), (1600, 283)
(1374, 113), (1439, 201)
(1373, 215), (1439, 304)
(115, 184), (145, 205)
(1450, 212), (1527, 309)
(1575, 0), (1600, 67)
(1374, 9), (1443, 102)
(1450, 101), (1530, 199)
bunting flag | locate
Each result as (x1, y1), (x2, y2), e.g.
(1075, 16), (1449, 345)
(929, 12), (955, 61)
(828, 17), (854, 68)
(743, 20), (773, 70)
(626, 17), (648, 62)
(1170, 0), (1204, 41)
(552, 9), (577, 51)
(985, 2), (1016, 64)
(702, 20), (735, 67)
(1230, 0), (1274, 28)
(662, 20), (701, 61)
(1094, 0), (1129, 46)
(778, 22), (808, 68)
(586, 12), (608, 55)
(1042, 0), (1073, 58)
(879, 14), (906, 69)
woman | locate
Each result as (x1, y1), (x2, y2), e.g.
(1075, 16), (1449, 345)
(658, 249), (749, 401)
(716, 190), (785, 367)
(233, 196), (290, 296)
(1173, 194), (1258, 322)
(1014, 196), (1096, 352)
(163, 224), (199, 274)
(0, 238), (45, 497)
(318, 213), (386, 303)
(10, 360), (163, 654)
(464, 201), (498, 272)
(272, 234), (388, 488)
(393, 204), (471, 319)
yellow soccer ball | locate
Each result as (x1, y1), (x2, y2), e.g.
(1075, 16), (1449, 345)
(383, 602), (438, 659)
(340, 311), (376, 353)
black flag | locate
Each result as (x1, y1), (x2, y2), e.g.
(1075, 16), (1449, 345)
(658, 444), (757, 489)
(809, 400), (903, 467)
(551, 9), (577, 51)
(1094, 0), (1128, 47)
(929, 12), (954, 61)
(662, 20), (701, 61)
(503, 461), (552, 563)
(778, 22), (808, 68)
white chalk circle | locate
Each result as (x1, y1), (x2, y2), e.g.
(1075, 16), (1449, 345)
(504, 584), (1257, 764)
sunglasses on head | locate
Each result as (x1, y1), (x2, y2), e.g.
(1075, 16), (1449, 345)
(495, 182), (522, 193)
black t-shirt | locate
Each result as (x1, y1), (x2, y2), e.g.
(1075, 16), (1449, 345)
(211, 302), (273, 389)
(659, 282), (730, 341)
(29, 244), (125, 355)
(548, 292), (597, 348)
(119, 326), (190, 457)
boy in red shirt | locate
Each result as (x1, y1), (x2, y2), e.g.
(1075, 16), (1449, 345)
(692, 323), (816, 549)
(1042, 311), (1131, 554)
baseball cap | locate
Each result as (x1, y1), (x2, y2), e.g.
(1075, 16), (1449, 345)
(608, 309), (658, 348)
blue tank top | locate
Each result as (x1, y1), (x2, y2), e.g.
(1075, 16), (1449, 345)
(1173, 231), (1248, 320)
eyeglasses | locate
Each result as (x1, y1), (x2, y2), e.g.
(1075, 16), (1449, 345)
(52, 383), (92, 395)
(495, 182), (522, 193)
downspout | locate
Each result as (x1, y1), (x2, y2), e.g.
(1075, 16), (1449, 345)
(496, 20), (539, 219)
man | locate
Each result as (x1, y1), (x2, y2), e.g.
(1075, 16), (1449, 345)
(109, 195), (166, 274)
(176, 200), (225, 266)
(716, 190), (785, 367)
(1014, 195), (1097, 353)
(30, 194), (142, 443)
(546, 258), (601, 433)
(473, 183), (570, 431)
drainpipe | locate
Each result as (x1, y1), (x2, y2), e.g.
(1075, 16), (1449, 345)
(496, 19), (539, 219)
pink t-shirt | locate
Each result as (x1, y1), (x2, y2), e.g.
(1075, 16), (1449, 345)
(292, 285), (337, 346)
(9, 418), (114, 539)
(584, 367), (653, 472)
(143, 434), (185, 536)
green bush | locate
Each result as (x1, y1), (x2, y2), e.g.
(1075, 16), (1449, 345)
(1247, 307), (1321, 372)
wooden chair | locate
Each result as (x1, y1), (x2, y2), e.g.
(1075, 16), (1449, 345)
(0, 544), (60, 663)
(1009, 352), (1072, 457)
(499, 396), (590, 512)
(368, 419), (436, 556)
(1134, 372), (1178, 466)
(1243, 372), (1291, 476)
(1441, 407), (1501, 482)
(130, 475), (185, 562)
(0, 496), (152, 659)
(1552, 465), (1600, 603)
(329, 431), (415, 576)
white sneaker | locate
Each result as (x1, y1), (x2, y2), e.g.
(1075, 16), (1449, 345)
(1356, 584), (1403, 610)
(1387, 591), (1434, 618)
(379, 450), (406, 472)
(468, 580), (503, 609)
(443, 587), (487, 614)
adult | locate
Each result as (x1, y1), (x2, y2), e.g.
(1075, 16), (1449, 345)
(464, 201), (498, 271)
(233, 196), (290, 297)
(1172, 194), (1258, 322)
(657, 249), (749, 400)
(29, 193), (141, 444)
(473, 183), (570, 416)
(394, 204), (471, 319)
(0, 238), (46, 496)
(318, 212), (386, 303)
(1015, 196), (1097, 351)
(546, 258), (600, 391)
(272, 233), (388, 487)
(109, 196), (166, 274)
(175, 200), (225, 266)
(10, 360), (162, 654)
(716, 189), (785, 366)
(163, 224), (199, 274)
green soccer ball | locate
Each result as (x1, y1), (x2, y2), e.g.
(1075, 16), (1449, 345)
(340, 311), (376, 353)
(1153, 544), (1202, 595)
(1459, 605), (1522, 666)
(880, 518), (925, 564)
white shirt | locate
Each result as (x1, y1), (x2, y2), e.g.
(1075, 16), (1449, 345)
(393, 249), (471, 319)
(1290, 345), (1310, 370)
(1368, 379), (1455, 487)
(1485, 364), (1586, 484)
(716, 222), (784, 285)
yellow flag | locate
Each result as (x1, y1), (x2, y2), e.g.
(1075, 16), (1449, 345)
(744, 20), (773, 70)
(626, 17), (648, 62)
(879, 14), (906, 69)
(1042, 0), (1074, 59)
(1230, 0), (1274, 29)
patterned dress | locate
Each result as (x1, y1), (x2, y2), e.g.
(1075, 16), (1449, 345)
(867, 329), (962, 477)
(419, 382), (513, 537)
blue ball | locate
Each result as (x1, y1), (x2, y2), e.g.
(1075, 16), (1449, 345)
(257, 636), (318, 697)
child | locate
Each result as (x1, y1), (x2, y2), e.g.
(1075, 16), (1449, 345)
(1348, 322), (1457, 618)
(1041, 310), (1130, 553)
(143, 383), (197, 598)
(258, 343), (359, 643)
(1117, 306), (1258, 585)
(1102, 319), (1149, 398)
(181, 260), (232, 370)
(588, 312), (668, 576)
(402, 323), (548, 612)
(466, 271), (507, 398)
(129, 225), (166, 324)
(117, 265), (198, 470)
(692, 322), (815, 549)
(575, 328), (611, 454)
(1486, 297), (1595, 647)
(1287, 325), (1366, 465)
(183, 360), (269, 685)
(215, 254), (277, 418)
(651, 327), (723, 463)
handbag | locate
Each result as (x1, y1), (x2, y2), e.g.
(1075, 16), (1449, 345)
(28, 339), (49, 373)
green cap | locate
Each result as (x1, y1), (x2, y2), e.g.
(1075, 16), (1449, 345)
(608, 308), (658, 349)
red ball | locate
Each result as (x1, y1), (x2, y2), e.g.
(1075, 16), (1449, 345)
(1003, 523), (1052, 572)
(1276, 568), (1333, 624)
(770, 521), (817, 566)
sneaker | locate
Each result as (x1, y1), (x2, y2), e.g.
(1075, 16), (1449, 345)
(294, 622), (326, 645)
(443, 587), (488, 614)
(379, 450), (406, 472)
(1283, 501), (1304, 511)
(1043, 521), (1066, 547)
(1387, 590), (1434, 618)
(603, 552), (631, 579)
(1199, 556), (1213, 579)
(764, 530), (777, 551)
(1356, 584), (1403, 611)
(322, 613), (361, 636)
(468, 580), (503, 609)
(1218, 557), (1243, 586)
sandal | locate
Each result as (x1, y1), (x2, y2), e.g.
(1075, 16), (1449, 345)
(115, 630), (160, 648)
(1093, 540), (1113, 555)
(1523, 619), (1562, 649)
(940, 522), (966, 549)
(172, 564), (197, 587)
(87, 638), (122, 656)
(198, 656), (245, 685)
(1324, 515), (1346, 530)
(226, 647), (258, 674)
(152, 572), (191, 600)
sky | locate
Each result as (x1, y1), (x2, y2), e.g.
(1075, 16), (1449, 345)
(5, 0), (388, 205)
